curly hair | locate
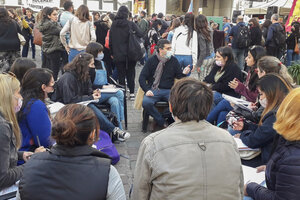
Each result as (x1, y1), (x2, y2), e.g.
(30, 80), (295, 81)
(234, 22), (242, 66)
(64, 53), (93, 82)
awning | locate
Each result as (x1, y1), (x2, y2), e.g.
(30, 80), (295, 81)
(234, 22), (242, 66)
(244, 0), (292, 15)
(244, 8), (267, 15)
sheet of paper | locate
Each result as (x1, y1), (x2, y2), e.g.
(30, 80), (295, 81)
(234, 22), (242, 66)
(100, 88), (122, 93)
(77, 99), (99, 106)
(242, 165), (265, 185)
(222, 94), (252, 111)
(47, 102), (65, 115)
(234, 138), (260, 151)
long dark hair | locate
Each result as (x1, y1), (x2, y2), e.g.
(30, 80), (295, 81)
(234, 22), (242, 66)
(64, 53), (93, 82)
(262, 19), (272, 29)
(195, 14), (211, 42)
(183, 12), (194, 46)
(10, 58), (37, 83)
(248, 45), (266, 91)
(216, 46), (234, 71)
(18, 68), (53, 120)
(41, 7), (54, 22)
(115, 6), (129, 20)
(0, 8), (12, 24)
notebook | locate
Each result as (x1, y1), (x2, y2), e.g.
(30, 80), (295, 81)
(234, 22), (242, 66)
(242, 165), (266, 185)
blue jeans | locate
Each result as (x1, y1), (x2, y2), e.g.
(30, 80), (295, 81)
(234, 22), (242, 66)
(22, 34), (35, 59)
(213, 91), (224, 107)
(174, 55), (193, 76)
(142, 89), (170, 126)
(286, 49), (300, 66)
(232, 48), (245, 71)
(69, 48), (85, 62)
(207, 99), (232, 125)
(88, 103), (115, 134)
(97, 90), (124, 129)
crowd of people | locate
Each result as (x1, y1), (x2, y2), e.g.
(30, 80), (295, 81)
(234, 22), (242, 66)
(1, 0), (300, 199)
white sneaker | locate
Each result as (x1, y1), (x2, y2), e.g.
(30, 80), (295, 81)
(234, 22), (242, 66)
(113, 127), (130, 141)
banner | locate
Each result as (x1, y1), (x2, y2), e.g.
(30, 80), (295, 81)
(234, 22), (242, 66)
(285, 0), (300, 32)
(23, 0), (60, 11)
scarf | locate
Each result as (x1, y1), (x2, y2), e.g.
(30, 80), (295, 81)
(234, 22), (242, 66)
(152, 53), (169, 90)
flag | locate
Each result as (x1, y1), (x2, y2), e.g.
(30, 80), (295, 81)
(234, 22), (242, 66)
(187, 0), (193, 13)
(285, 0), (300, 32)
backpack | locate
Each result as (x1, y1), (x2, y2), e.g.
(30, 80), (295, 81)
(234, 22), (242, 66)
(236, 25), (251, 49)
(128, 22), (145, 61)
(94, 130), (120, 165)
(273, 24), (286, 47)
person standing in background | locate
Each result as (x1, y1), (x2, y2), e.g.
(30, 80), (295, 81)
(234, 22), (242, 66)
(223, 16), (231, 45)
(0, 8), (22, 72)
(60, 4), (96, 62)
(22, 8), (35, 60)
(59, 1), (74, 45)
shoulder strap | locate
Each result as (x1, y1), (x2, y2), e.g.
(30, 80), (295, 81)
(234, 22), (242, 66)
(58, 12), (62, 22)
(176, 32), (182, 40)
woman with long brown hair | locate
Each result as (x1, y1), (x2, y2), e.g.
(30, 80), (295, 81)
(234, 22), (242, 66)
(194, 14), (215, 80)
(60, 4), (96, 62)
(233, 74), (293, 167)
(248, 18), (262, 46)
(171, 12), (197, 75)
(53, 53), (130, 141)
(166, 18), (181, 42)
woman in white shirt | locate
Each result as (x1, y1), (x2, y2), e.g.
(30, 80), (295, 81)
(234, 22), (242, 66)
(60, 4), (96, 62)
(171, 13), (197, 76)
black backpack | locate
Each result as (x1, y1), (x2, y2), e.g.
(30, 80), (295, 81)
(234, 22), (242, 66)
(236, 25), (251, 49)
(128, 22), (145, 62)
(273, 24), (286, 47)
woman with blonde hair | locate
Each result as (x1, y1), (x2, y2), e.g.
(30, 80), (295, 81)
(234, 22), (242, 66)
(244, 88), (300, 199)
(0, 73), (32, 195)
(60, 4), (96, 62)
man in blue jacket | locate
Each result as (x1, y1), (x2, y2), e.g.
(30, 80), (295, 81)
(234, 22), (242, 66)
(229, 15), (248, 70)
(265, 14), (284, 59)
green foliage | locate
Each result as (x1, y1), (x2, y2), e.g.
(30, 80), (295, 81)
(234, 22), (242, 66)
(288, 62), (300, 85)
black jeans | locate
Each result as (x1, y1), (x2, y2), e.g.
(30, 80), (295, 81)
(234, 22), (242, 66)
(44, 50), (68, 80)
(115, 60), (136, 94)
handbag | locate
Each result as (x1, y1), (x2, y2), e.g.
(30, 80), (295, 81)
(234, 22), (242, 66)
(94, 130), (120, 165)
(18, 33), (26, 46)
(294, 37), (299, 55)
(128, 22), (144, 61)
(33, 26), (42, 46)
(105, 30), (110, 49)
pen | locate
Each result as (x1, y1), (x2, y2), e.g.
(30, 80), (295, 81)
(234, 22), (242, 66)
(36, 135), (50, 152)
